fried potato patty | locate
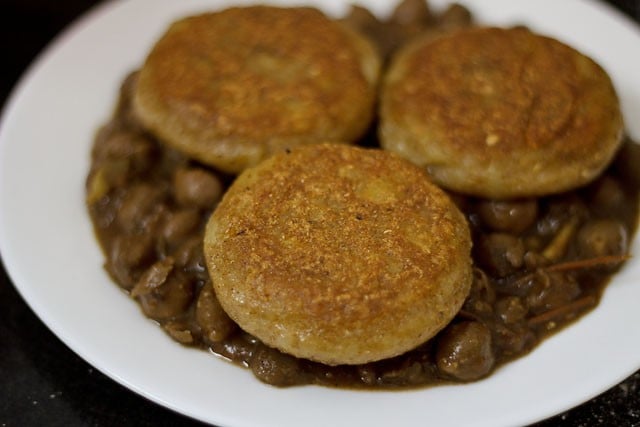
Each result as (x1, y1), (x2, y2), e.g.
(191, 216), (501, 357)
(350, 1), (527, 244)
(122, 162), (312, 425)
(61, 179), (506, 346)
(204, 143), (472, 365)
(380, 27), (623, 199)
(133, 6), (380, 174)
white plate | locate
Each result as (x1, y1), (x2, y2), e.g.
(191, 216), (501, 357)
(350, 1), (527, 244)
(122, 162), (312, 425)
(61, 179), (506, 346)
(1, 0), (639, 426)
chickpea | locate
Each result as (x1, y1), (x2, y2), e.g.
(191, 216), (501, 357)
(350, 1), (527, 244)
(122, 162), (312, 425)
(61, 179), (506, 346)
(477, 199), (538, 233)
(576, 219), (628, 259)
(173, 167), (223, 209)
(196, 286), (237, 343)
(436, 321), (494, 381)
(475, 233), (525, 277)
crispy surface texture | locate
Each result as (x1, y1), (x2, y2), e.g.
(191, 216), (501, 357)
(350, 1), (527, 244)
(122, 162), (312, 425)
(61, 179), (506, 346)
(380, 26), (623, 199)
(204, 143), (473, 365)
(133, 6), (380, 174)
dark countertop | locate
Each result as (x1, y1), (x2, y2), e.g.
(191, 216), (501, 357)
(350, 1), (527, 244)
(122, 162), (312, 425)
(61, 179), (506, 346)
(1, 1), (639, 426)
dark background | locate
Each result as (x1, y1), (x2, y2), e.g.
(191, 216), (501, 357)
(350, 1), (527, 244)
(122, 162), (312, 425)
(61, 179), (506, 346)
(1, 1), (639, 426)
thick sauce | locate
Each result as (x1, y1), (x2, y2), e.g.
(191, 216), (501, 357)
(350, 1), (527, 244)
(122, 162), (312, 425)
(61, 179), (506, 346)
(86, 1), (640, 388)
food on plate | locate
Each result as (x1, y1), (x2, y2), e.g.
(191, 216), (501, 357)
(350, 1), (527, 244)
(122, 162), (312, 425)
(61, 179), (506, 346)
(204, 143), (472, 365)
(133, 6), (380, 174)
(341, 0), (472, 61)
(380, 26), (624, 199)
(86, 0), (639, 388)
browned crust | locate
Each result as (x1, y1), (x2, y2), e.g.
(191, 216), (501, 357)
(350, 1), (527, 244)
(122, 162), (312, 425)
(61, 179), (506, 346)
(204, 143), (472, 365)
(380, 26), (623, 199)
(133, 6), (380, 174)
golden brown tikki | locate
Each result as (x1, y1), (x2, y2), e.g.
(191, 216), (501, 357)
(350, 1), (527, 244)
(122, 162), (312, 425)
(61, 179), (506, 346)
(380, 26), (624, 199)
(204, 144), (472, 366)
(133, 6), (380, 174)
